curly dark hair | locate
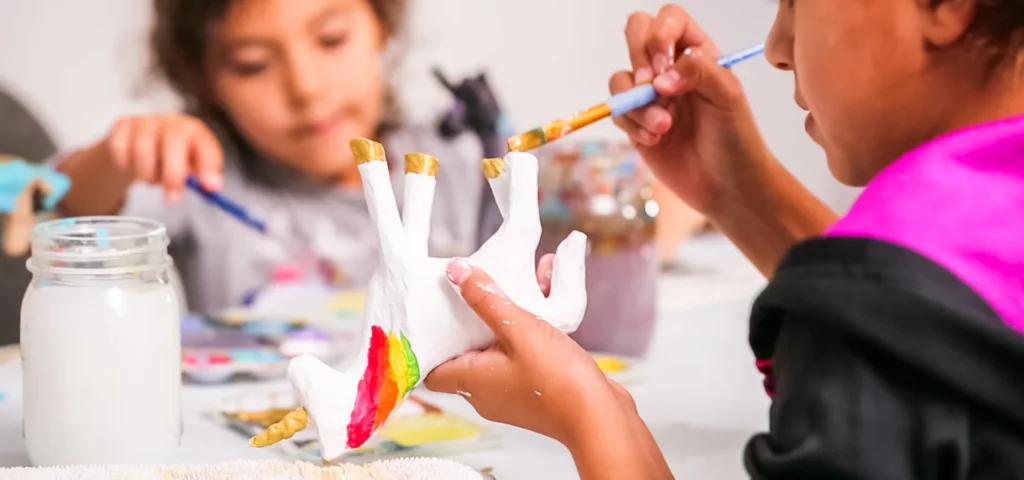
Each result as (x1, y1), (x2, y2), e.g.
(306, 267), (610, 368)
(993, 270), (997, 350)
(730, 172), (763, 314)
(949, 0), (1024, 68)
(149, 0), (406, 120)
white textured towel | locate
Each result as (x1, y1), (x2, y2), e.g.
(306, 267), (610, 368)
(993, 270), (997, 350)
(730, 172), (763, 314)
(0, 458), (483, 479)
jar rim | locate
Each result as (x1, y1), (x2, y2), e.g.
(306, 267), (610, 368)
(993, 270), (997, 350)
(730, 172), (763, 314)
(27, 216), (171, 276)
(31, 216), (167, 244)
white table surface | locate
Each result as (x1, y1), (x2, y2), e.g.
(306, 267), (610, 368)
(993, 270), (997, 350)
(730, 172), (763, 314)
(0, 271), (769, 479)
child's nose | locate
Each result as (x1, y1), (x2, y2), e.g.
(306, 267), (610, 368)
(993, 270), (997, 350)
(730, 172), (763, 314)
(765, 9), (795, 72)
(284, 52), (328, 107)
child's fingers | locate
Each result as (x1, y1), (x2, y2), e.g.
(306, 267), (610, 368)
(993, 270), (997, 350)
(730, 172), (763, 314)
(426, 348), (514, 400)
(624, 11), (655, 84)
(609, 71), (660, 136)
(654, 47), (742, 108)
(187, 121), (224, 191)
(107, 119), (133, 171)
(423, 349), (480, 396)
(536, 253), (555, 297)
(129, 118), (160, 184)
(609, 70), (636, 96)
(159, 127), (189, 204)
(613, 115), (661, 147)
(609, 71), (673, 136)
(646, 4), (719, 73)
(446, 258), (541, 351)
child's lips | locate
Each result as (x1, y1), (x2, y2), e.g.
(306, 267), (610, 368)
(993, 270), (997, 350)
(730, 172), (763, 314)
(804, 113), (819, 140)
(296, 113), (343, 137)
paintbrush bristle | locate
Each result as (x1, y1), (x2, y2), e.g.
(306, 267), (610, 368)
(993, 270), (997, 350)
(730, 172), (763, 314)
(507, 127), (547, 152)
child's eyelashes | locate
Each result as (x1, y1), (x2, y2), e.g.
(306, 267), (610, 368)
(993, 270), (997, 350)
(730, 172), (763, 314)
(229, 62), (269, 77)
(223, 34), (346, 78)
(320, 33), (349, 50)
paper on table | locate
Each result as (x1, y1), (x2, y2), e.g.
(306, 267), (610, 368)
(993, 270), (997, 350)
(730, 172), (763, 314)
(216, 389), (499, 464)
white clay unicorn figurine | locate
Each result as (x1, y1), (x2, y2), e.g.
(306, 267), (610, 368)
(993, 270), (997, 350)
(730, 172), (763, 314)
(249, 138), (588, 462)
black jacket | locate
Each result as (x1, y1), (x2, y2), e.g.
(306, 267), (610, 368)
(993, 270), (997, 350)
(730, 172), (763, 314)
(744, 237), (1024, 479)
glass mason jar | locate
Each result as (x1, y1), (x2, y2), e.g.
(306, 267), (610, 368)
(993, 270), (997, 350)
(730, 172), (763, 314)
(536, 141), (659, 357)
(21, 216), (182, 466)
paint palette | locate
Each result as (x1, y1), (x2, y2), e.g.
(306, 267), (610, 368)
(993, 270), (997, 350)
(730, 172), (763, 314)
(216, 389), (500, 464)
(181, 314), (354, 384)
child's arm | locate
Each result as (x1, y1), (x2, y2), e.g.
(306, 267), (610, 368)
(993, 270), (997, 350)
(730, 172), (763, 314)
(703, 154), (837, 279)
(56, 140), (134, 216)
(425, 260), (674, 480)
(56, 114), (223, 217)
(567, 399), (672, 480)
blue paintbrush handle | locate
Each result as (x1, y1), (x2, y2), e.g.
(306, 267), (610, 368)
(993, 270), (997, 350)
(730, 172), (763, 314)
(607, 43), (766, 117)
(185, 176), (267, 234)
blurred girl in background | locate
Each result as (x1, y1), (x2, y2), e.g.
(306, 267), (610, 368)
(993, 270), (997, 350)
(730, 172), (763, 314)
(54, 0), (489, 313)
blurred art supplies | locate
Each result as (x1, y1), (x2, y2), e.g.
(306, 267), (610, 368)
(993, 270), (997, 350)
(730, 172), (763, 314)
(592, 352), (644, 386)
(181, 313), (355, 384)
(231, 264), (367, 324)
(0, 156), (70, 257)
(217, 390), (499, 464)
(537, 141), (659, 357)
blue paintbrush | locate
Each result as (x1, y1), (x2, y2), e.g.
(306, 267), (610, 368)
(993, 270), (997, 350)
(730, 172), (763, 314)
(507, 43), (767, 152)
(185, 176), (268, 234)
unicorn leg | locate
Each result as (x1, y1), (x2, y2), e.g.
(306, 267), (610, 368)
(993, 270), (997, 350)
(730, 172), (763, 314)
(502, 152), (542, 248)
(482, 157), (510, 221)
(351, 138), (406, 263)
(402, 153), (439, 258)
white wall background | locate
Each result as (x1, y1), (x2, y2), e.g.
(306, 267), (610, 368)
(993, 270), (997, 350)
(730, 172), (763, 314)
(0, 0), (859, 212)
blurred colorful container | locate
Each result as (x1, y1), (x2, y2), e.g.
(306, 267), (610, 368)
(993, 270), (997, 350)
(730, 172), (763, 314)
(535, 141), (659, 357)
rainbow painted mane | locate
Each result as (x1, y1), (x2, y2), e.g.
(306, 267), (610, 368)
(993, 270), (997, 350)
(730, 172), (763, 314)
(348, 327), (420, 448)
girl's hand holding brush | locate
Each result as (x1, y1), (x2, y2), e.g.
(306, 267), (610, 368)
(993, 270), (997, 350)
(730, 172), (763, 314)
(610, 5), (835, 277)
(104, 114), (225, 204)
(59, 114), (225, 217)
(610, 4), (775, 215)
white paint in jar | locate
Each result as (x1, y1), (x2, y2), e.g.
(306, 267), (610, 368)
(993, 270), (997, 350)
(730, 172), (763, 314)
(20, 217), (181, 466)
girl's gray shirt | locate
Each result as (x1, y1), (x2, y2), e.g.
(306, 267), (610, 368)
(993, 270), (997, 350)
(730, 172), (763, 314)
(107, 125), (485, 313)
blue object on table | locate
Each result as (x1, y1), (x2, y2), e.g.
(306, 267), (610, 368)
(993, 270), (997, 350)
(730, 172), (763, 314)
(180, 314), (209, 334)
(185, 176), (267, 234)
(0, 160), (71, 213)
(607, 43), (767, 117)
(230, 349), (284, 363)
(241, 320), (293, 337)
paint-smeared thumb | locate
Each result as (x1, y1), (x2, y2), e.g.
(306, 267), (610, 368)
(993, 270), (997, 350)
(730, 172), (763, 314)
(447, 258), (507, 313)
(446, 258), (473, 286)
(446, 258), (534, 346)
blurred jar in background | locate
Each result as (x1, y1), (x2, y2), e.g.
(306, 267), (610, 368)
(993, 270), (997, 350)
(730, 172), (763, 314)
(535, 141), (659, 357)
